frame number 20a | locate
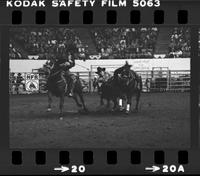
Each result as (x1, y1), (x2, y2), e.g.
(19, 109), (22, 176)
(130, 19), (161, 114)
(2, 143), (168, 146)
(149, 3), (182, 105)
(145, 165), (185, 173)
(162, 165), (185, 173)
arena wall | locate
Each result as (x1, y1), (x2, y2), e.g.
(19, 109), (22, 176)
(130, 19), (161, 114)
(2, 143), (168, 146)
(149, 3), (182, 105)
(9, 58), (190, 73)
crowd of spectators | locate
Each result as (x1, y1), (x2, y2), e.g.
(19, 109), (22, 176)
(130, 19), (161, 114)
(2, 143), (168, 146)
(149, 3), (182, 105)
(10, 28), (87, 60)
(10, 27), (191, 60)
(9, 43), (22, 59)
(167, 27), (190, 58)
(91, 27), (159, 59)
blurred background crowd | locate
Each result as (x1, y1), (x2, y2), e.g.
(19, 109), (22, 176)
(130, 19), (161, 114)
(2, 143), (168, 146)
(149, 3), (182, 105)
(9, 27), (191, 60)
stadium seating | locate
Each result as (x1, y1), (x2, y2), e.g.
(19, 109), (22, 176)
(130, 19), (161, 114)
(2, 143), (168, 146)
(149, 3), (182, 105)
(9, 43), (22, 59)
(10, 28), (86, 60)
(167, 27), (190, 58)
(91, 27), (158, 59)
(10, 27), (191, 60)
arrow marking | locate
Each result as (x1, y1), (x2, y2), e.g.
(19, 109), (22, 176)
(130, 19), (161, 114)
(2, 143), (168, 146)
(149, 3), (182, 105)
(145, 166), (160, 172)
(54, 166), (69, 173)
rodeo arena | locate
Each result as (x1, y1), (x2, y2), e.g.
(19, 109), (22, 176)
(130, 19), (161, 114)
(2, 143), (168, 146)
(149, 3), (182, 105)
(9, 27), (191, 148)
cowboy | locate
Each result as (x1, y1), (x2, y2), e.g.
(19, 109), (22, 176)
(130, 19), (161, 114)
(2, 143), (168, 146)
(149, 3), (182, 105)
(95, 67), (111, 94)
(51, 45), (76, 97)
(63, 51), (76, 97)
(95, 67), (111, 83)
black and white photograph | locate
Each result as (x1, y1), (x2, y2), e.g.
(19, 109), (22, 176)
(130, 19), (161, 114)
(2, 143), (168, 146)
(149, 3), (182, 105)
(9, 27), (191, 148)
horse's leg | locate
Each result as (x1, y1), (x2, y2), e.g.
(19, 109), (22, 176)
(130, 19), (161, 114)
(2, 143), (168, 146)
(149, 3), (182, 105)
(73, 93), (82, 107)
(78, 92), (88, 112)
(47, 91), (53, 112)
(59, 94), (65, 118)
(100, 95), (104, 106)
(135, 90), (141, 112)
(106, 98), (110, 109)
(112, 98), (118, 111)
(118, 96), (124, 111)
(126, 94), (132, 114)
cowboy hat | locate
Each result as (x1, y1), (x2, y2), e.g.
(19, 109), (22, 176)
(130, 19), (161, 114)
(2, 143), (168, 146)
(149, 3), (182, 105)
(95, 67), (106, 74)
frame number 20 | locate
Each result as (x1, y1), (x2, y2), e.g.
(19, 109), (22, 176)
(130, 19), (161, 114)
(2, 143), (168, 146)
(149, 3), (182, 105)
(71, 165), (86, 173)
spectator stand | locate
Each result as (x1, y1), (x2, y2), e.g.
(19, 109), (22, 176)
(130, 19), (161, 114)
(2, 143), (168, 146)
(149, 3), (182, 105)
(168, 27), (190, 58)
(91, 27), (159, 59)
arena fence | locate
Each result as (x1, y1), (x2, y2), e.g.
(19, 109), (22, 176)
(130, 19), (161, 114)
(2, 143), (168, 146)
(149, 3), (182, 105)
(9, 69), (190, 94)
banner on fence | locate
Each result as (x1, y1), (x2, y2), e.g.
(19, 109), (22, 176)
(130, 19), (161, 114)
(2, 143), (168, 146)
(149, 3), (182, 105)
(25, 73), (39, 92)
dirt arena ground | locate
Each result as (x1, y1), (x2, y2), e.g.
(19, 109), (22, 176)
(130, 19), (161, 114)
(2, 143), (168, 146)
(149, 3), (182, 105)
(10, 92), (190, 148)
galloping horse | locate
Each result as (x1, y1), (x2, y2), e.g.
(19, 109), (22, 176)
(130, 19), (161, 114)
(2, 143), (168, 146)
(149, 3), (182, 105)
(117, 68), (143, 114)
(46, 67), (87, 118)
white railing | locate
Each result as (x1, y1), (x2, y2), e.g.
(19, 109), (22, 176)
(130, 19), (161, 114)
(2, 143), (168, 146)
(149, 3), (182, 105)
(9, 70), (190, 94)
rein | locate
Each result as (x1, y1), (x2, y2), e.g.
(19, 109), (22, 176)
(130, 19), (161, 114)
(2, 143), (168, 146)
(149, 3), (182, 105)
(49, 69), (63, 78)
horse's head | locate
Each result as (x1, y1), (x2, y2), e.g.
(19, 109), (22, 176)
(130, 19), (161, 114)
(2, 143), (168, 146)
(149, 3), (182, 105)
(119, 68), (132, 86)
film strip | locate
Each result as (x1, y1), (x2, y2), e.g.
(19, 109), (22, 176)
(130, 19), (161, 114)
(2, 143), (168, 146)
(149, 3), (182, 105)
(10, 9), (188, 25)
(0, 0), (200, 175)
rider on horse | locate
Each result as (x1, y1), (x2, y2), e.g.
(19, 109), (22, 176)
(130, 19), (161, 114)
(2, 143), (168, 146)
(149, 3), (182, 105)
(50, 45), (77, 97)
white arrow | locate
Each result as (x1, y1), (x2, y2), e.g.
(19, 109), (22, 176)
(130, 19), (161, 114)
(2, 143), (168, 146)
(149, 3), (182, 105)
(145, 166), (160, 172)
(54, 166), (69, 173)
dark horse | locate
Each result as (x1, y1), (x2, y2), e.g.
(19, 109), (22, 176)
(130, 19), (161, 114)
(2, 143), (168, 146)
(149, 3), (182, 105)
(98, 71), (142, 114)
(98, 77), (120, 111)
(46, 68), (87, 118)
(117, 68), (143, 114)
